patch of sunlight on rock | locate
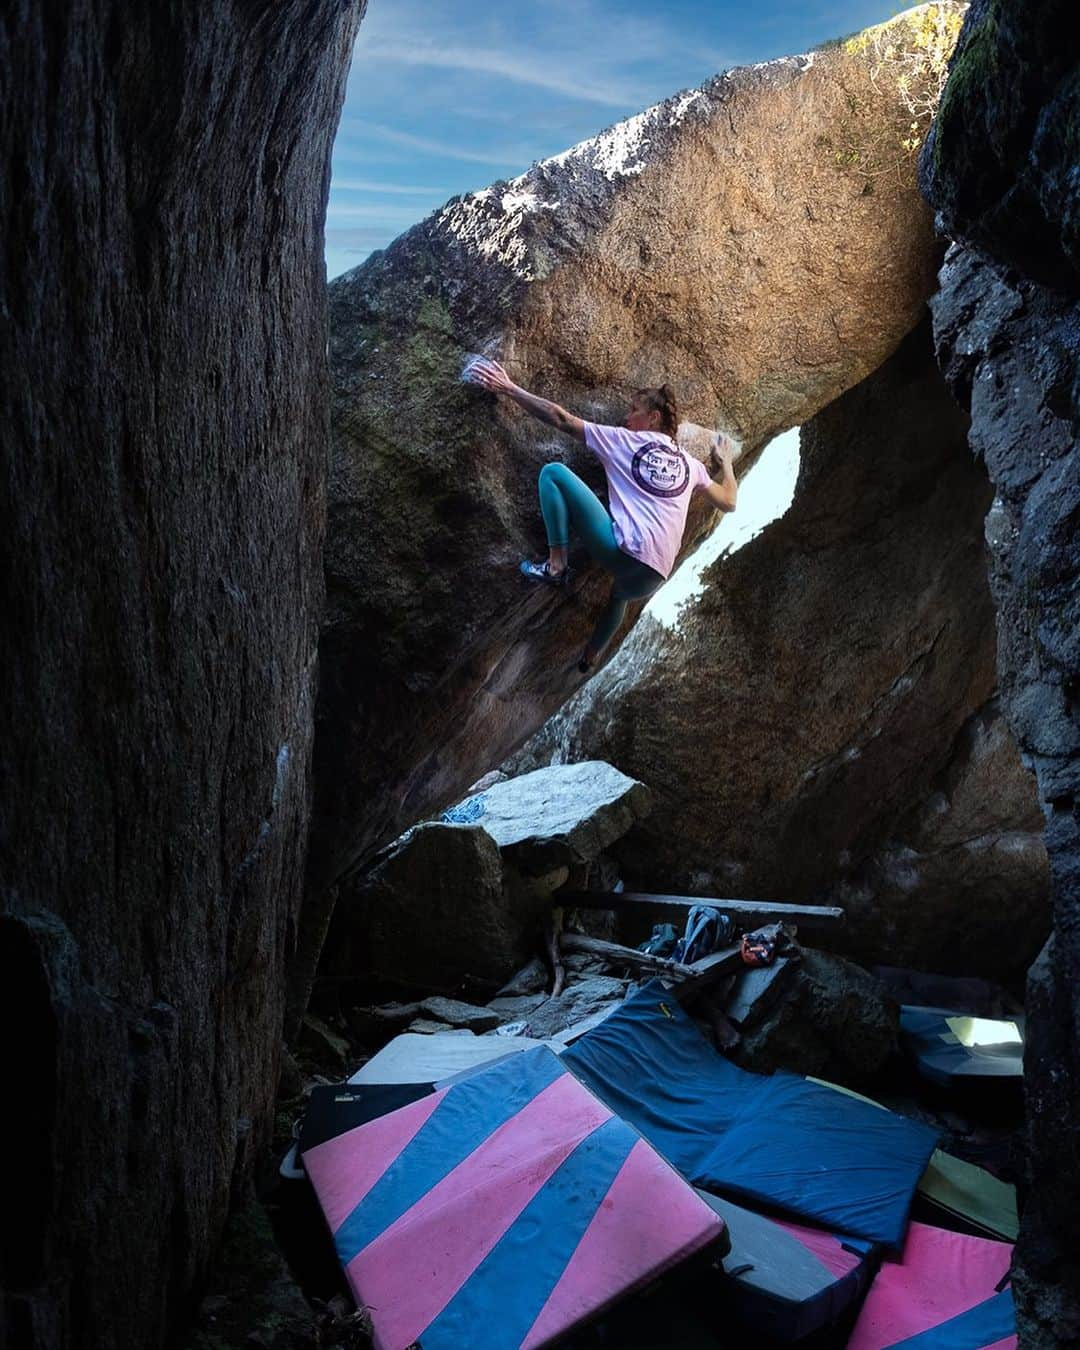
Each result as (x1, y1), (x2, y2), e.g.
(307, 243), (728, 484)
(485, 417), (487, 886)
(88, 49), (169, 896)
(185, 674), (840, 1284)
(647, 427), (801, 630)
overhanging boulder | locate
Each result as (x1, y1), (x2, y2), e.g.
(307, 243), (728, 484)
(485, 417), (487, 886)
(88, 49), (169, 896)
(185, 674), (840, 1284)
(313, 7), (963, 888)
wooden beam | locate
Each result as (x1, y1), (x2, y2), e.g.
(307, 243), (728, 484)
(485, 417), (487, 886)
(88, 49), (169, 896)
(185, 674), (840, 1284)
(672, 945), (745, 1001)
(558, 890), (844, 929)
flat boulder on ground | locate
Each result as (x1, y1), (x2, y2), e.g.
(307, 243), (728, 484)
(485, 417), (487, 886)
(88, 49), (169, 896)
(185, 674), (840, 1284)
(324, 763), (651, 993)
(468, 761), (652, 874)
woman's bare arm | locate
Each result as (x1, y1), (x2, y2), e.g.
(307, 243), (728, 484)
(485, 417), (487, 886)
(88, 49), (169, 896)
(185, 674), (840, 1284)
(468, 358), (586, 444)
(706, 433), (738, 512)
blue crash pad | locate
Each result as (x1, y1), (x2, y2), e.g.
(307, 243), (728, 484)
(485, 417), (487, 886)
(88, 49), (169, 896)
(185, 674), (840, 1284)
(563, 980), (938, 1250)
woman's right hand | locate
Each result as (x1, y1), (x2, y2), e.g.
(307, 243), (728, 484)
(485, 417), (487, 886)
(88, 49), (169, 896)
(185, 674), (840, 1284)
(467, 356), (515, 395)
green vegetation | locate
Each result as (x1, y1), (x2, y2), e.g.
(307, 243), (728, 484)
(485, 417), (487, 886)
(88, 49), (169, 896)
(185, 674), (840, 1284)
(816, 3), (967, 190)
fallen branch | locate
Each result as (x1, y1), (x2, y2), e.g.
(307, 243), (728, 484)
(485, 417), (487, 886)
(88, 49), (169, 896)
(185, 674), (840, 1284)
(560, 932), (698, 980)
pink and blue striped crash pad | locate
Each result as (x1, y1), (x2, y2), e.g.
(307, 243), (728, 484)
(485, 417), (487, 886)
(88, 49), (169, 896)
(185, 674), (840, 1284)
(848, 1221), (1015, 1350)
(302, 1046), (729, 1350)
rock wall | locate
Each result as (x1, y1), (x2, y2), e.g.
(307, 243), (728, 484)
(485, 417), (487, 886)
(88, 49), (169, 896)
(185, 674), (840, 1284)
(920, 1), (1080, 1339)
(832, 697), (1050, 982)
(0, 4), (362, 1347)
(313, 8), (964, 897)
(513, 322), (1048, 978)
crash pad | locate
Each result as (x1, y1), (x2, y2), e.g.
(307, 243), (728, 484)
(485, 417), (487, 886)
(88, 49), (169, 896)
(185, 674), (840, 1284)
(848, 1220), (1015, 1349)
(900, 1007), (1025, 1086)
(347, 1030), (555, 1085)
(698, 1191), (878, 1342)
(304, 1046), (728, 1350)
(809, 1077), (1019, 1242)
(562, 980), (938, 1249)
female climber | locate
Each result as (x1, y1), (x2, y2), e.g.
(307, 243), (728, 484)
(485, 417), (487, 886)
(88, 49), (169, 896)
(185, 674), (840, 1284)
(467, 356), (738, 671)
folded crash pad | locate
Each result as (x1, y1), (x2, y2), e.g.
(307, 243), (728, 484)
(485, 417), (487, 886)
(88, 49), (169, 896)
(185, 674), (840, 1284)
(347, 1031), (555, 1085)
(699, 1191), (878, 1342)
(900, 1007), (1025, 1086)
(304, 1046), (728, 1350)
(809, 1077), (1019, 1242)
(848, 1220), (1015, 1350)
(563, 980), (938, 1249)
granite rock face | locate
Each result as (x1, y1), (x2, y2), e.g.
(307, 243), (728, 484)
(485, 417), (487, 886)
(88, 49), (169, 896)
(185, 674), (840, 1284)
(927, 241), (1080, 1345)
(919, 0), (1080, 291)
(0, 3), (362, 1347)
(920, 2), (1080, 1334)
(831, 698), (1050, 982)
(467, 761), (653, 875)
(327, 764), (651, 993)
(514, 324), (1048, 976)
(313, 9), (962, 890)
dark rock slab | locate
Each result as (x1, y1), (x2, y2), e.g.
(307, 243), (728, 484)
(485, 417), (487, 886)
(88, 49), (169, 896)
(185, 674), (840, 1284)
(329, 764), (649, 993)
(420, 997), (502, 1033)
(724, 958), (797, 1028)
(732, 949), (899, 1081)
(0, 3), (362, 1345)
(919, 0), (1080, 291)
(497, 957), (550, 997)
(923, 236), (1080, 1344)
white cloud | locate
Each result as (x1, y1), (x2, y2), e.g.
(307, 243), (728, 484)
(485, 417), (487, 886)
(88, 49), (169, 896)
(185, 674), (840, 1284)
(329, 177), (454, 195)
(359, 37), (639, 107)
(353, 121), (538, 168)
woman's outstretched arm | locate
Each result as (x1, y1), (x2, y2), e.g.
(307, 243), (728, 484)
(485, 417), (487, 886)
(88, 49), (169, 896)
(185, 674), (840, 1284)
(468, 358), (587, 444)
(705, 433), (738, 512)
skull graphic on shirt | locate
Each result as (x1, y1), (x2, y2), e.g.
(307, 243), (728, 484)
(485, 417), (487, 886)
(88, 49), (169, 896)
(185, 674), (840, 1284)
(631, 441), (691, 498)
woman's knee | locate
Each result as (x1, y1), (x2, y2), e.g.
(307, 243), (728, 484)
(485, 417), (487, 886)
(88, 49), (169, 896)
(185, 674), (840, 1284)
(539, 460), (574, 489)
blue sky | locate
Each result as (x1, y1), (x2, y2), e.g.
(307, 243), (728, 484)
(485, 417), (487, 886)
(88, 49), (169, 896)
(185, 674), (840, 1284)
(327, 0), (903, 279)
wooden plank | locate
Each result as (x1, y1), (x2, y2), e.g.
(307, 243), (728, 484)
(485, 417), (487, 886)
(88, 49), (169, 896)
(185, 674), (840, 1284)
(673, 945), (745, 1002)
(558, 889), (844, 929)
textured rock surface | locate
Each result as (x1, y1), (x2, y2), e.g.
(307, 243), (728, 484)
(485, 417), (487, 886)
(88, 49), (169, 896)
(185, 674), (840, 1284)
(328, 764), (649, 993)
(921, 2), (1080, 1332)
(463, 761), (652, 874)
(920, 0), (1080, 291)
(515, 324), (1044, 974)
(831, 698), (1050, 981)
(732, 950), (899, 1082)
(522, 976), (629, 1040)
(927, 241), (1080, 1345)
(312, 9), (960, 890)
(0, 4), (362, 1347)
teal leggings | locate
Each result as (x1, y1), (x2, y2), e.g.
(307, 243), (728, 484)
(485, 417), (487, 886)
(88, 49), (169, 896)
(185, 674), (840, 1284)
(538, 461), (664, 654)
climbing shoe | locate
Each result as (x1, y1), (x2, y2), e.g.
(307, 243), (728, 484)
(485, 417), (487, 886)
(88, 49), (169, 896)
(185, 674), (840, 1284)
(520, 559), (572, 587)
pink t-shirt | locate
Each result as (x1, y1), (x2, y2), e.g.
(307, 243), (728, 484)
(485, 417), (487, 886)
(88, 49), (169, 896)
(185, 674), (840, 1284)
(584, 422), (712, 578)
